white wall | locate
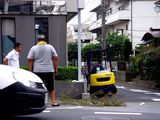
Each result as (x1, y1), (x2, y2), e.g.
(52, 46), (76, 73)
(130, 0), (160, 49)
(113, 22), (129, 34)
(109, 0), (160, 49)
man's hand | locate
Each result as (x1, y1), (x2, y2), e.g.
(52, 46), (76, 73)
(28, 59), (33, 71)
(54, 69), (58, 74)
(52, 56), (58, 74)
(3, 58), (8, 65)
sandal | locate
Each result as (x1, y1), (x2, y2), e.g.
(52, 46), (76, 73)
(51, 102), (60, 106)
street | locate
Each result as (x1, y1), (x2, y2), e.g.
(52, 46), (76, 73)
(5, 82), (160, 120)
(0, 0), (160, 120)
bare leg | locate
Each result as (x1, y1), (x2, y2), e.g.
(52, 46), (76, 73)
(49, 90), (59, 106)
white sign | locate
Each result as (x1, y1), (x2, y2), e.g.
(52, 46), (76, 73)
(77, 0), (85, 9)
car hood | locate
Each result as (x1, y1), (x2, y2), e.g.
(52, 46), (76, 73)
(0, 64), (43, 89)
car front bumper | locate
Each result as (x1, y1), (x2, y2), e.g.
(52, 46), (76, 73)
(0, 82), (47, 115)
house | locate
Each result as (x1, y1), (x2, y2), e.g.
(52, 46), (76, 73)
(141, 1), (160, 46)
(155, 0), (160, 5)
(141, 27), (160, 47)
(89, 0), (160, 53)
(0, 0), (79, 66)
(154, 0), (160, 13)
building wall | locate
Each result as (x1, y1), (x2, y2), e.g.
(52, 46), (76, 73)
(107, 0), (159, 49)
(89, 0), (160, 50)
(112, 22), (129, 35)
(49, 16), (67, 66)
(0, 15), (67, 66)
(130, 0), (160, 49)
(16, 16), (35, 66)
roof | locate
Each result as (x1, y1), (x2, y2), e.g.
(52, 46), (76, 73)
(155, 0), (160, 5)
(142, 28), (160, 42)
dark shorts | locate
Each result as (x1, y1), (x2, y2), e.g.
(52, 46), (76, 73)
(34, 72), (55, 92)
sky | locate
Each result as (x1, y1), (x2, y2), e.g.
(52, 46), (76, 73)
(67, 0), (98, 26)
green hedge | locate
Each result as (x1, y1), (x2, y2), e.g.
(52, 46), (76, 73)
(20, 65), (29, 70)
(21, 65), (78, 81)
(55, 66), (78, 81)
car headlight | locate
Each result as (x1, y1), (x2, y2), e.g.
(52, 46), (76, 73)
(29, 81), (37, 88)
(12, 72), (37, 88)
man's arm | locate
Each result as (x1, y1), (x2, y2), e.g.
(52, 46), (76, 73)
(3, 57), (8, 65)
(52, 56), (58, 74)
(28, 59), (33, 71)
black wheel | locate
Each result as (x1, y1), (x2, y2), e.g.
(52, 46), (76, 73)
(111, 85), (117, 94)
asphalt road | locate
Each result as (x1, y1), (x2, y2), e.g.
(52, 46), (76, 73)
(5, 82), (160, 120)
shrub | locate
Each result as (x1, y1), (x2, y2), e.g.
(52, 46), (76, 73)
(20, 65), (29, 70)
(55, 66), (78, 81)
(20, 65), (78, 81)
(132, 47), (160, 87)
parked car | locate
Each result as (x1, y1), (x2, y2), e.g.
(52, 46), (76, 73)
(0, 64), (47, 116)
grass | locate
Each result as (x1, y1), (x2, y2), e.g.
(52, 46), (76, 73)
(59, 93), (125, 107)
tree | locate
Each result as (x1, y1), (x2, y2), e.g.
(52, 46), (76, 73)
(123, 39), (133, 61)
(68, 42), (77, 61)
(106, 32), (132, 61)
(81, 43), (101, 61)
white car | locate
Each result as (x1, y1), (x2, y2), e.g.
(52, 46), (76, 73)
(0, 64), (47, 116)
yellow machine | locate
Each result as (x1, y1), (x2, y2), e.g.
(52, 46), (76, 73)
(90, 71), (116, 86)
(89, 70), (117, 94)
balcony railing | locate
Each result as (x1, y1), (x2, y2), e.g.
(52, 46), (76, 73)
(1, 0), (67, 15)
(118, 2), (129, 11)
(106, 9), (130, 25)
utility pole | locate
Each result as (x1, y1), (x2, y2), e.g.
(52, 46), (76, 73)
(77, 0), (90, 99)
(101, 0), (107, 51)
(77, 0), (84, 81)
(131, 0), (133, 43)
(77, 8), (82, 81)
(101, 0), (112, 71)
(101, 0), (107, 68)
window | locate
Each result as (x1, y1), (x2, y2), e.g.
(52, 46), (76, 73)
(126, 25), (128, 30)
(9, 3), (33, 14)
(117, 29), (124, 35)
(35, 18), (48, 43)
(1, 1), (66, 15)
(1, 18), (15, 58)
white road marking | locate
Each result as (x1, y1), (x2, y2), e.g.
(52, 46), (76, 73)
(68, 106), (84, 109)
(95, 112), (142, 115)
(139, 102), (145, 106)
(43, 110), (50, 113)
(152, 99), (160, 102)
(116, 86), (126, 89)
(47, 106), (84, 110)
(145, 92), (160, 96)
(129, 89), (149, 93)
